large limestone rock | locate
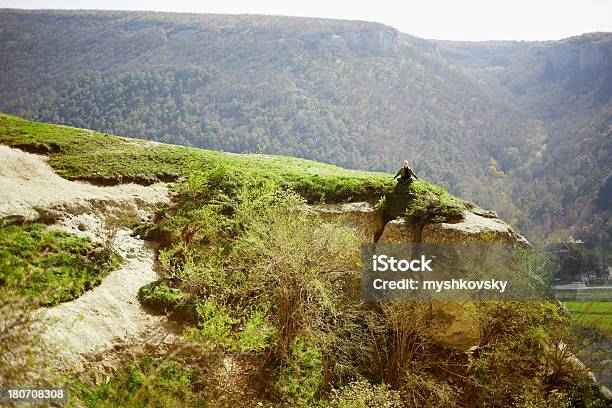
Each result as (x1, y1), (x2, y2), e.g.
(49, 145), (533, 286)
(430, 301), (480, 352)
(377, 217), (420, 244)
(377, 209), (530, 352)
(310, 202), (383, 242)
(378, 210), (529, 246)
(422, 210), (530, 245)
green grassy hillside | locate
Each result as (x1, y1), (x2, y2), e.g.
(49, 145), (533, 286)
(1, 114), (608, 407)
(0, 113), (394, 203)
(0, 113), (475, 224)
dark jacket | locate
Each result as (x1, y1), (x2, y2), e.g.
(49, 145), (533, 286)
(394, 166), (418, 180)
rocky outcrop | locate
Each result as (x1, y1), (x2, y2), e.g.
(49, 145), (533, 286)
(339, 28), (399, 56)
(310, 202), (383, 242)
(377, 209), (530, 352)
(313, 202), (529, 251)
(377, 217), (420, 243)
(422, 210), (530, 245)
(312, 199), (532, 352)
(534, 38), (612, 74)
(301, 27), (400, 56)
(377, 209), (529, 246)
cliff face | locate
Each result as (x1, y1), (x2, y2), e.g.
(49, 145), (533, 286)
(312, 201), (528, 246)
(299, 27), (400, 56)
(310, 202), (384, 240)
(538, 35), (612, 75)
(314, 198), (531, 351)
(337, 28), (400, 56)
(379, 209), (529, 246)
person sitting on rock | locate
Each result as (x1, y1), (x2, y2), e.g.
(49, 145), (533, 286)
(393, 160), (418, 185)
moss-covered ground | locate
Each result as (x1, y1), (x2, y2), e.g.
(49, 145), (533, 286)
(0, 113), (395, 203)
(0, 223), (120, 306)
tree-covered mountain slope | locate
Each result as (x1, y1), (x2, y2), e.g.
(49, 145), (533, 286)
(0, 9), (609, 242)
(432, 34), (612, 241)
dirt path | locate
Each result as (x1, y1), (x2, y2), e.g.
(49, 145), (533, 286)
(0, 145), (182, 376)
(44, 215), (184, 376)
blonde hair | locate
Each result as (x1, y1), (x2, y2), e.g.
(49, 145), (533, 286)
(403, 160), (408, 167)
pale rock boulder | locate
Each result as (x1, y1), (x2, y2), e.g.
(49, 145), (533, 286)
(430, 301), (480, 352)
(377, 217), (420, 243)
(422, 210), (529, 245)
(423, 210), (529, 351)
(377, 209), (530, 352)
(377, 209), (528, 246)
(310, 202), (383, 242)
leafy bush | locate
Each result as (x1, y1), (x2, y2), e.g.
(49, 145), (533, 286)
(236, 306), (279, 352)
(324, 380), (403, 408)
(274, 336), (325, 406)
(467, 301), (610, 408)
(138, 279), (196, 320)
(72, 356), (207, 408)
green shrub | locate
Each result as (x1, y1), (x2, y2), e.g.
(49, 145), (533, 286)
(403, 181), (472, 224)
(137, 279), (196, 320)
(72, 356), (207, 408)
(274, 336), (325, 406)
(398, 370), (460, 408)
(186, 296), (237, 351)
(237, 306), (278, 352)
(467, 301), (609, 407)
(324, 379), (403, 408)
(185, 299), (277, 353)
(378, 180), (472, 224)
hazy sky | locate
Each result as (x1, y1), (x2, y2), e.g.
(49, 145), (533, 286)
(1, 0), (611, 41)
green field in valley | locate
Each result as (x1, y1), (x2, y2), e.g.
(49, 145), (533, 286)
(564, 301), (612, 331)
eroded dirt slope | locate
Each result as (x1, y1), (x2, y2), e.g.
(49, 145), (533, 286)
(0, 145), (182, 376)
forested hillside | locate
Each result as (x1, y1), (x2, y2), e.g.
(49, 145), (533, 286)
(0, 9), (609, 241)
(433, 34), (612, 241)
